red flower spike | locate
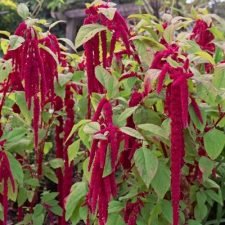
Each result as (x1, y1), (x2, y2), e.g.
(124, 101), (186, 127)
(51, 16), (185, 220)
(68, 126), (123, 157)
(101, 31), (107, 68)
(170, 84), (184, 225)
(190, 97), (203, 124)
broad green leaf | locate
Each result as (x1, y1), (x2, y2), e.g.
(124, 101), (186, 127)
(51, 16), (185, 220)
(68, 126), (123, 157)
(0, 60), (12, 82)
(49, 159), (64, 169)
(188, 220), (202, 225)
(50, 206), (63, 216)
(95, 65), (119, 98)
(107, 214), (125, 225)
(120, 127), (144, 140)
(7, 152), (24, 185)
(108, 201), (124, 214)
(163, 24), (175, 43)
(199, 157), (214, 180)
(205, 189), (223, 206)
(66, 120), (91, 143)
(43, 166), (58, 183)
(75, 24), (107, 49)
(32, 204), (45, 225)
(17, 187), (27, 207)
(65, 182), (88, 221)
(161, 200), (172, 223)
(25, 178), (39, 187)
(194, 203), (207, 221)
(134, 147), (158, 188)
(68, 140), (80, 164)
(58, 73), (73, 86)
(42, 192), (58, 203)
(138, 124), (169, 140)
(83, 121), (100, 134)
(134, 107), (161, 126)
(17, 3), (30, 19)
(203, 128), (225, 160)
(151, 161), (170, 199)
(131, 36), (165, 50)
(213, 64), (225, 89)
(195, 51), (215, 65)
(98, 7), (117, 20)
(118, 106), (138, 124)
(44, 142), (53, 154)
(9, 35), (25, 50)
(15, 92), (32, 123)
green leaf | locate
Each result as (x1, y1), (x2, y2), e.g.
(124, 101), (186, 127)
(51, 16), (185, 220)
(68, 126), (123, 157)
(213, 64), (225, 89)
(194, 203), (207, 221)
(98, 7), (117, 20)
(83, 121), (100, 134)
(7, 152), (24, 185)
(66, 120), (91, 143)
(17, 187), (27, 207)
(49, 20), (66, 31)
(9, 35), (25, 50)
(205, 189), (223, 206)
(17, 3), (30, 19)
(161, 200), (172, 223)
(199, 157), (214, 180)
(15, 92), (32, 123)
(43, 166), (58, 183)
(195, 51), (215, 65)
(0, 60), (12, 82)
(42, 192), (58, 203)
(120, 127), (144, 140)
(65, 182), (88, 221)
(103, 146), (112, 177)
(151, 161), (170, 199)
(95, 66), (119, 98)
(49, 159), (64, 169)
(203, 128), (225, 160)
(50, 206), (63, 216)
(188, 220), (202, 225)
(138, 123), (169, 141)
(131, 36), (165, 50)
(134, 107), (161, 126)
(134, 147), (159, 188)
(58, 38), (77, 52)
(32, 204), (45, 225)
(68, 140), (80, 164)
(118, 106), (138, 124)
(163, 24), (175, 43)
(75, 24), (107, 49)
(107, 213), (125, 225)
(108, 201), (124, 214)
(44, 142), (53, 154)
(58, 73), (73, 86)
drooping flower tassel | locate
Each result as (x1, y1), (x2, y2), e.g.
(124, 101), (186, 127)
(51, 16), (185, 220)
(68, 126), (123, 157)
(169, 84), (184, 225)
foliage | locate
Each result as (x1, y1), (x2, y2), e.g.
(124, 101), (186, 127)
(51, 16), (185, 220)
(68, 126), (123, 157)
(0, 0), (22, 32)
(1, 1), (225, 225)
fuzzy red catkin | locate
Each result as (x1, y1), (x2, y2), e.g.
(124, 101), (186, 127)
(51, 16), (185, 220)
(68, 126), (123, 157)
(101, 31), (107, 68)
(170, 83), (184, 225)
(190, 97), (203, 124)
